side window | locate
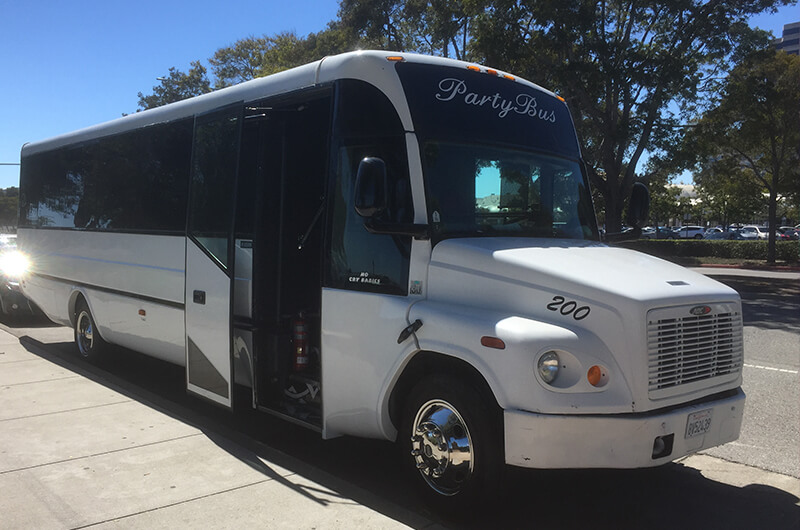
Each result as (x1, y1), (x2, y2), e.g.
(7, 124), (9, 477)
(327, 80), (412, 296)
(188, 107), (241, 269)
(19, 119), (192, 233)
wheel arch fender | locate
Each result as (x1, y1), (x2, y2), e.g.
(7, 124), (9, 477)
(68, 288), (108, 343)
(386, 349), (501, 440)
(382, 302), (513, 440)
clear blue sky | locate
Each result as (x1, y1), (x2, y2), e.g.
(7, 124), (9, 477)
(0, 1), (797, 189)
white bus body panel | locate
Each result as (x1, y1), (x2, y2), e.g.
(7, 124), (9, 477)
(184, 240), (233, 407)
(18, 229), (186, 365)
(425, 238), (743, 413)
(504, 388), (745, 468)
(320, 288), (417, 440)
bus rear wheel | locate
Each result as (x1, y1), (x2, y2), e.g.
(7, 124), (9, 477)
(74, 300), (106, 361)
(400, 374), (502, 511)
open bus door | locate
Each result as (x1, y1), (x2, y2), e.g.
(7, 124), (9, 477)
(184, 105), (243, 408)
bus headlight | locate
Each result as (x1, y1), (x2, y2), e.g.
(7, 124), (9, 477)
(0, 251), (31, 279)
(537, 351), (560, 384)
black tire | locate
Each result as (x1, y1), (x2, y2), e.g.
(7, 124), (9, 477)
(400, 374), (503, 511)
(694, 234), (703, 239)
(74, 299), (107, 361)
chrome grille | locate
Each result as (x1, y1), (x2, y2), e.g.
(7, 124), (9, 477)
(648, 308), (743, 394)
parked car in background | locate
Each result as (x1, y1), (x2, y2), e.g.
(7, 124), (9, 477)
(739, 226), (768, 240)
(778, 227), (799, 240)
(640, 226), (671, 239)
(705, 230), (740, 240)
(670, 225), (705, 239)
(0, 235), (37, 317)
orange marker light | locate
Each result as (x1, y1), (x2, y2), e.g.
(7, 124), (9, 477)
(480, 336), (506, 350)
(486, 69), (498, 76)
(386, 56), (404, 62)
(466, 65), (481, 72)
(503, 74), (515, 81)
(556, 95), (566, 102)
(588, 365), (605, 387)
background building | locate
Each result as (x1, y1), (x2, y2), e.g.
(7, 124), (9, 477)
(773, 21), (800, 55)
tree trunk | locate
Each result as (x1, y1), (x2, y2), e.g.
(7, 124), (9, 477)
(767, 187), (777, 263)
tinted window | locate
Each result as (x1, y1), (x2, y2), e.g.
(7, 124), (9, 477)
(327, 80), (411, 295)
(424, 142), (596, 240)
(188, 107), (241, 269)
(20, 118), (193, 233)
(396, 62), (579, 159)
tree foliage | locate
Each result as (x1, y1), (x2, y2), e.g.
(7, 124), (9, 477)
(692, 157), (766, 226)
(136, 61), (212, 111)
(132, 0), (795, 233)
(0, 187), (19, 231)
(469, 0), (789, 231)
(689, 48), (800, 261)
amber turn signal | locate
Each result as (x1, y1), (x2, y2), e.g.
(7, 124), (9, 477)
(587, 365), (605, 387)
(480, 336), (506, 350)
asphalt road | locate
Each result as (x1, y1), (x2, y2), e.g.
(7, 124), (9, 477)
(2, 272), (798, 528)
(697, 274), (800, 479)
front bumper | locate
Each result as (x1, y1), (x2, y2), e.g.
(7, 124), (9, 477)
(504, 388), (745, 469)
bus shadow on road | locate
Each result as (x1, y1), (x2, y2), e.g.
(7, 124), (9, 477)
(475, 464), (800, 530)
(16, 335), (430, 527)
(716, 276), (800, 332)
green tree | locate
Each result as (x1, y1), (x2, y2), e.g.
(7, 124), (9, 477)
(691, 49), (800, 261)
(208, 26), (359, 87)
(209, 36), (270, 88)
(338, 0), (411, 50)
(136, 61), (212, 111)
(0, 187), (19, 231)
(693, 157), (765, 227)
(470, 0), (791, 232)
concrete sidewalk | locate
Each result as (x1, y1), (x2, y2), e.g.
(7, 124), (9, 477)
(0, 329), (427, 529)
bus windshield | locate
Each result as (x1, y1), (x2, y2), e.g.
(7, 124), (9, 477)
(395, 61), (596, 240)
(422, 142), (596, 240)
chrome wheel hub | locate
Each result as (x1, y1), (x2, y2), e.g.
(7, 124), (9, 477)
(77, 311), (94, 356)
(410, 399), (474, 496)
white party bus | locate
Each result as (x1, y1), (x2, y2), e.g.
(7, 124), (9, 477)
(17, 51), (745, 508)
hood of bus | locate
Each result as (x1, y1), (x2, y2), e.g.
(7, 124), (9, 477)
(425, 238), (742, 412)
(427, 238), (737, 305)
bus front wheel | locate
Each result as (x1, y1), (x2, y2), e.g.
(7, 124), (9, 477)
(74, 300), (107, 361)
(400, 374), (502, 511)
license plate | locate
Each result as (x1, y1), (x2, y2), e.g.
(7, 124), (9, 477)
(685, 408), (713, 438)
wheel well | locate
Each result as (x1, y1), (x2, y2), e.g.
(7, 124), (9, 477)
(388, 351), (499, 433)
(68, 291), (87, 328)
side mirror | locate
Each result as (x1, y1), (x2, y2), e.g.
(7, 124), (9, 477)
(627, 182), (650, 229)
(354, 157), (388, 218)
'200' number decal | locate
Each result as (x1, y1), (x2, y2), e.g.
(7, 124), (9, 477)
(547, 296), (591, 320)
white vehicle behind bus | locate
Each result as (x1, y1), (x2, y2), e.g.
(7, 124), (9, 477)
(17, 51), (745, 510)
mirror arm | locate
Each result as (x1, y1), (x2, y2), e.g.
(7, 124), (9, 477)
(364, 219), (430, 239)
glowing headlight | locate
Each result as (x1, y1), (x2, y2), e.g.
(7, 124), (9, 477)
(537, 351), (560, 384)
(0, 251), (31, 279)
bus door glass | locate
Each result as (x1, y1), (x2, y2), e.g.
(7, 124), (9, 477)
(185, 104), (242, 408)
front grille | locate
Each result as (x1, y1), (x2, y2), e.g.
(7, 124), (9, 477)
(648, 308), (743, 395)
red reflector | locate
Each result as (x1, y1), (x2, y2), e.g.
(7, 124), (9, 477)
(480, 336), (506, 350)
(138, 309), (146, 316)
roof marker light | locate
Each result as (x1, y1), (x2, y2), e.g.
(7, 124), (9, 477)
(503, 74), (515, 81)
(386, 56), (405, 62)
(556, 95), (566, 102)
(466, 65), (481, 72)
(486, 69), (499, 76)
